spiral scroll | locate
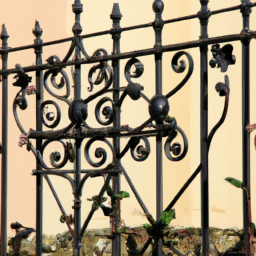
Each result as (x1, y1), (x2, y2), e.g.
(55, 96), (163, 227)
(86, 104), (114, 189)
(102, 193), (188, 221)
(130, 136), (150, 162)
(44, 56), (71, 105)
(164, 126), (188, 162)
(165, 51), (194, 99)
(95, 97), (115, 126)
(84, 137), (114, 168)
(41, 100), (61, 129)
(40, 139), (69, 169)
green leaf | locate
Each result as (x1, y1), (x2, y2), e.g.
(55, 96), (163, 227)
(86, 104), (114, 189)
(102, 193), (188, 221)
(116, 191), (129, 200)
(225, 177), (243, 188)
(106, 186), (115, 198)
(118, 227), (127, 233)
(165, 115), (175, 124)
(160, 209), (175, 226)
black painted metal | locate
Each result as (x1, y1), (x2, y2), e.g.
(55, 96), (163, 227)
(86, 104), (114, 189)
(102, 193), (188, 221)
(241, 1), (252, 255)
(33, 20), (44, 256)
(111, 3), (122, 256)
(0, 24), (9, 256)
(198, 0), (210, 256)
(1, 1), (256, 256)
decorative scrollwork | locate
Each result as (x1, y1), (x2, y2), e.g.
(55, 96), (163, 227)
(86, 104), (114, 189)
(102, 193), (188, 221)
(124, 58), (144, 83)
(130, 136), (150, 162)
(95, 97), (115, 126)
(124, 58), (145, 101)
(165, 51), (194, 99)
(84, 137), (114, 168)
(41, 139), (69, 169)
(41, 100), (61, 129)
(13, 66), (33, 135)
(164, 126), (188, 162)
(44, 56), (71, 105)
(87, 49), (110, 92)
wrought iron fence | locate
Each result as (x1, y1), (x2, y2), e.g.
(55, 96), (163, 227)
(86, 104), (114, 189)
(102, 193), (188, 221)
(1, 0), (256, 256)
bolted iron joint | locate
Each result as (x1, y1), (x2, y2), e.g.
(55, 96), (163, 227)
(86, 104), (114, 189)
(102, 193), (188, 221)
(72, 2), (83, 14)
(240, 0), (253, 16)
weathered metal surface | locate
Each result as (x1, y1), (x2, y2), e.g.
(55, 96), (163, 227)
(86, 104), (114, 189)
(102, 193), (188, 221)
(0, 0), (255, 256)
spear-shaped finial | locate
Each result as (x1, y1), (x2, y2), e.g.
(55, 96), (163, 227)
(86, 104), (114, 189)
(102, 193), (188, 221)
(110, 3), (122, 28)
(72, 0), (83, 35)
(1, 24), (9, 49)
(32, 20), (43, 39)
(32, 20), (43, 54)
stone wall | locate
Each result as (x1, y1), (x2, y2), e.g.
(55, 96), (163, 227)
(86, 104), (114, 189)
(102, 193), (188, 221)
(7, 226), (255, 256)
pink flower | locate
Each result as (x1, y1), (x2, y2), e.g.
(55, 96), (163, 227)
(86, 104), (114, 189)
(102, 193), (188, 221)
(26, 85), (36, 95)
(18, 134), (28, 147)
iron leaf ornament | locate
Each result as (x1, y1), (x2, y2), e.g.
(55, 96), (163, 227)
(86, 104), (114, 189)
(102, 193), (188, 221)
(209, 44), (236, 72)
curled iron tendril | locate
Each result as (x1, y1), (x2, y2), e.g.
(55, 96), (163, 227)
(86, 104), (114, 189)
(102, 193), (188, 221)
(130, 136), (150, 162)
(40, 139), (69, 169)
(41, 100), (61, 129)
(165, 51), (194, 99)
(84, 50), (113, 106)
(12, 65), (32, 135)
(84, 137), (114, 168)
(164, 126), (188, 162)
(95, 97), (115, 126)
(44, 55), (71, 105)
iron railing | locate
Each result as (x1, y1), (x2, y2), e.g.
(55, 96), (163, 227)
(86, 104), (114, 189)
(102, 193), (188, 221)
(0, 0), (255, 256)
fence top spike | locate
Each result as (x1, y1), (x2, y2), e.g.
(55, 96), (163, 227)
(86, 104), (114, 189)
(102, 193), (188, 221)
(110, 3), (122, 20)
(1, 24), (9, 39)
(32, 20), (43, 38)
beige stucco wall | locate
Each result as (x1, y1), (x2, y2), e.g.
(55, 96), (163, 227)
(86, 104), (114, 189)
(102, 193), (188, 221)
(0, 0), (256, 237)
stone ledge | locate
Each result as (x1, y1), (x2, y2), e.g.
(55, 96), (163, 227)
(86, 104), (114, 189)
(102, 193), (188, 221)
(7, 226), (254, 256)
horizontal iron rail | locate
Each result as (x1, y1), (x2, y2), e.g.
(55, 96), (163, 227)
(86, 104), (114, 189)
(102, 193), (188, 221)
(32, 169), (121, 175)
(1, 32), (255, 76)
(0, 3), (256, 54)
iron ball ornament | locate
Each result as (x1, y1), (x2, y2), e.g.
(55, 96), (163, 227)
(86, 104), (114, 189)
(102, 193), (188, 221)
(68, 99), (88, 123)
(149, 94), (169, 123)
(127, 82), (143, 100)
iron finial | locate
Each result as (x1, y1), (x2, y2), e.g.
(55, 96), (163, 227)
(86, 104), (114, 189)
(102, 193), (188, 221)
(152, 0), (164, 47)
(110, 3), (122, 20)
(32, 20), (43, 54)
(1, 24), (9, 49)
(152, 0), (164, 15)
(32, 20), (43, 39)
(72, 0), (83, 35)
(110, 3), (122, 29)
(198, 0), (211, 39)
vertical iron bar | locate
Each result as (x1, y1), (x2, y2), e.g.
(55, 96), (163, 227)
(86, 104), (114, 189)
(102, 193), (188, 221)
(241, 1), (252, 255)
(0, 24), (9, 256)
(198, 1), (210, 256)
(33, 20), (44, 256)
(153, 1), (164, 256)
(110, 4), (122, 256)
(72, 1), (83, 255)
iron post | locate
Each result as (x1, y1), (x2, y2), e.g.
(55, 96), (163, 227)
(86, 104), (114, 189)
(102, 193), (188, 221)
(0, 23), (9, 256)
(241, 1), (252, 255)
(33, 20), (44, 256)
(153, 1), (164, 255)
(73, 0), (83, 255)
(198, 0), (210, 256)
(110, 4), (122, 256)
